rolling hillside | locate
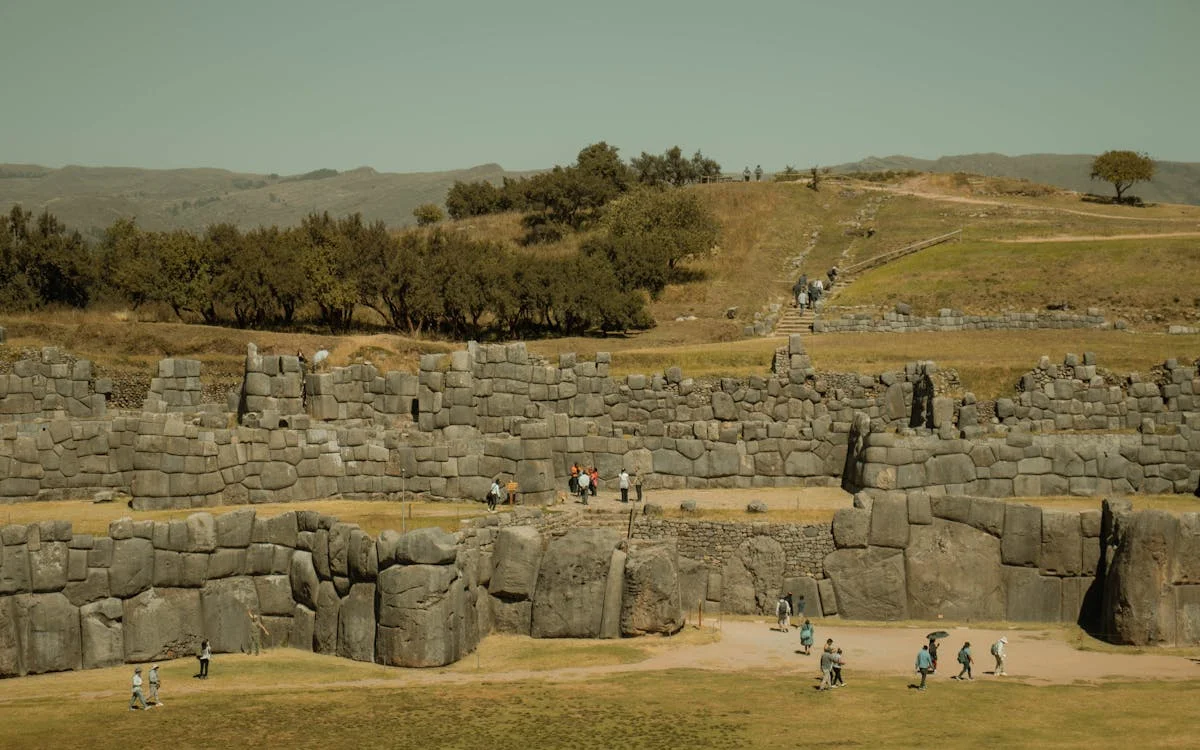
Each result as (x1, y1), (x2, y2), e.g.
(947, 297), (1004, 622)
(833, 153), (1200, 206)
(0, 162), (528, 239)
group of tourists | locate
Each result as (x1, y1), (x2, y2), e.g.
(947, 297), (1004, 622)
(915, 635), (1008, 690)
(569, 464), (643, 505)
(128, 664), (162, 710)
(792, 268), (838, 311)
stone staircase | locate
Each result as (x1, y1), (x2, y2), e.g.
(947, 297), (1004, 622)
(774, 304), (817, 335)
(566, 505), (640, 534)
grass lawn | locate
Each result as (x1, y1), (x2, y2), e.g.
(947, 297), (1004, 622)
(1, 650), (1197, 749)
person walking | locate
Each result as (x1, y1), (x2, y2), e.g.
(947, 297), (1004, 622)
(832, 648), (846, 687)
(743, 166), (751, 182)
(955, 642), (974, 680)
(487, 477), (501, 512)
(129, 667), (148, 710)
(588, 467), (599, 497)
(577, 469), (590, 505)
(248, 609), (269, 655)
(818, 645), (836, 690)
(755, 165), (764, 182)
(799, 619), (814, 655)
(776, 595), (792, 632)
(569, 463), (580, 495)
(634, 470), (643, 502)
(915, 644), (934, 690)
(147, 664), (162, 707)
(927, 636), (939, 672)
(991, 637), (1008, 676)
(618, 469), (630, 503)
(198, 639), (211, 678)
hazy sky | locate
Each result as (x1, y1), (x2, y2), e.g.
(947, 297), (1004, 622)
(1, 0), (1195, 174)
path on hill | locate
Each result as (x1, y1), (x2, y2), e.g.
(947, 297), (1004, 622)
(855, 183), (1182, 222)
(992, 231), (1200, 243)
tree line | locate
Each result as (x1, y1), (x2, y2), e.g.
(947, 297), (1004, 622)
(0, 153), (720, 338)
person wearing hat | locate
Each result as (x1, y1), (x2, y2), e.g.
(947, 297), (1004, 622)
(147, 664), (162, 706)
(991, 637), (1008, 676)
(129, 667), (148, 710)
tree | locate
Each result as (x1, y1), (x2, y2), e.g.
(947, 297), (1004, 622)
(1090, 150), (1155, 202)
(445, 180), (503, 219)
(603, 187), (720, 275)
(413, 203), (444, 226)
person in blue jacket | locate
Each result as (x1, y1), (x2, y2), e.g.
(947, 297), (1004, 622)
(915, 644), (934, 691)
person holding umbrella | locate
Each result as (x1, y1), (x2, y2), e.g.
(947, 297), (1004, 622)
(926, 630), (949, 673)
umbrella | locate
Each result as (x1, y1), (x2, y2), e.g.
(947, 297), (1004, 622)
(926, 631), (950, 640)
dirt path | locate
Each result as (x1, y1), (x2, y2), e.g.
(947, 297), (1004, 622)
(993, 231), (1200, 243)
(856, 183), (1180, 222)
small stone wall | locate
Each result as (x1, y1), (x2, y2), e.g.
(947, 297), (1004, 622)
(143, 359), (204, 413)
(630, 518), (833, 579)
(813, 307), (1109, 334)
(0, 348), (107, 421)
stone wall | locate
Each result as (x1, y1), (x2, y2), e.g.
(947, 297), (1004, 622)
(143, 359), (205, 414)
(0, 510), (688, 677)
(630, 518), (833, 579)
(0, 348), (107, 421)
(813, 307), (1110, 334)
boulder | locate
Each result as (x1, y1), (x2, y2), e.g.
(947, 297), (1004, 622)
(289, 550), (320, 610)
(490, 597), (533, 635)
(1102, 510), (1180, 644)
(377, 527), (458, 567)
(677, 556), (708, 616)
(4, 593), (81, 674)
(328, 523), (353, 578)
(967, 499), (1006, 537)
(817, 578), (838, 616)
(337, 583), (376, 663)
(255, 575), (295, 616)
(1173, 513), (1200, 584)
(291, 604), (315, 651)
(832, 507), (869, 549)
(64, 568), (110, 606)
(600, 549), (627, 639)
(620, 541), (682, 636)
(200, 576), (260, 654)
(251, 512), (298, 547)
(823, 546), (908, 620)
(530, 528), (621, 638)
(215, 508), (255, 548)
(185, 513), (218, 552)
(29, 542), (68, 593)
(108, 538), (155, 598)
(348, 528), (378, 582)
(0, 544), (31, 594)
(313, 580), (340, 655)
(0, 596), (21, 676)
(907, 493), (933, 525)
(782, 576), (823, 619)
(80, 597), (124, 669)
(488, 526), (543, 600)
(721, 536), (786, 615)
(868, 495), (909, 548)
(1001, 504), (1042, 567)
(905, 520), (1004, 620)
(376, 564), (476, 667)
(1175, 585), (1200, 646)
(207, 548), (246, 579)
(123, 588), (203, 662)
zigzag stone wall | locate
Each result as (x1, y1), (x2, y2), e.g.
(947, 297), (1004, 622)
(813, 307), (1110, 334)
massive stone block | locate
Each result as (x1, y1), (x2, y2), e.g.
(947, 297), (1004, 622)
(1001, 504), (1042, 567)
(123, 588), (203, 662)
(905, 520), (1004, 620)
(291, 604), (315, 651)
(620, 541), (682, 636)
(488, 526), (543, 600)
(216, 508), (255, 548)
(289, 550), (320, 610)
(1040, 510), (1083, 576)
(531, 528), (621, 638)
(721, 536), (786, 615)
(376, 564), (476, 667)
(348, 528), (378, 583)
(200, 576), (260, 654)
(2, 593), (82, 674)
(782, 576), (823, 619)
(1, 544), (31, 595)
(1102, 510), (1179, 644)
(824, 547), (908, 621)
(0, 595), (20, 676)
(832, 507), (869, 549)
(599, 549), (626, 640)
(80, 597), (124, 669)
(29, 542), (68, 593)
(255, 574), (295, 616)
(337, 583), (376, 663)
(109, 538), (155, 598)
(868, 495), (910, 548)
(314, 580), (340, 655)
(1005, 567), (1063, 622)
(490, 597), (533, 635)
(677, 556), (708, 615)
(377, 527), (458, 568)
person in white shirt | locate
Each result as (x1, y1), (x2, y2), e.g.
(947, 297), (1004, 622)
(130, 667), (147, 710)
(577, 470), (590, 505)
(618, 469), (630, 503)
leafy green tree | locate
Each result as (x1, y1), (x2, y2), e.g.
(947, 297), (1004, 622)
(413, 203), (445, 226)
(603, 187), (720, 274)
(1090, 150), (1155, 202)
(4, 208), (96, 309)
(299, 212), (360, 331)
(445, 180), (504, 219)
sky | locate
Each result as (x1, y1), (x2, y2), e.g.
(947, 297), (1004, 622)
(0, 0), (1195, 174)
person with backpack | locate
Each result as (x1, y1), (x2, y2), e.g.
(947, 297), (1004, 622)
(991, 637), (1008, 676)
(799, 619), (814, 655)
(955, 642), (974, 680)
(775, 595), (792, 632)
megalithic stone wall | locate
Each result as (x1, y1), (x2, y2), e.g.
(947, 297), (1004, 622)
(0, 347), (107, 421)
(0, 508), (689, 678)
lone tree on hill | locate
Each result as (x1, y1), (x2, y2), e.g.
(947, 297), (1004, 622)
(1090, 150), (1155, 203)
(413, 203), (445, 226)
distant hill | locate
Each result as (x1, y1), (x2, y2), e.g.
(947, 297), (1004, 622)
(0, 162), (527, 239)
(832, 153), (1200, 206)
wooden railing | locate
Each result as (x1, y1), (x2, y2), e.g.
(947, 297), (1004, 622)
(841, 229), (962, 276)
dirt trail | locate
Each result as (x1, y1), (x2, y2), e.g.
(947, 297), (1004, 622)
(856, 183), (1181, 222)
(992, 231), (1200, 244)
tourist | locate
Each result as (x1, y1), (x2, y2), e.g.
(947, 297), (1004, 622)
(799, 619), (814, 655)
(991, 637), (1007, 676)
(619, 468), (630, 503)
(827, 266), (839, 287)
(248, 609), (269, 655)
(634, 470), (643, 502)
(147, 664), (162, 707)
(798, 288), (808, 310)
(743, 166), (751, 182)
(506, 477), (519, 505)
(569, 463), (580, 495)
(589, 467), (599, 497)
(818, 645), (836, 690)
(915, 644), (934, 691)
(832, 648), (846, 687)
(129, 667), (148, 710)
(927, 636), (939, 672)
(755, 165), (763, 182)
(955, 641), (974, 680)
(198, 639), (211, 678)
(577, 469), (590, 505)
(792, 278), (805, 307)
(776, 594), (792, 632)
(795, 594), (806, 619)
(488, 477), (501, 512)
